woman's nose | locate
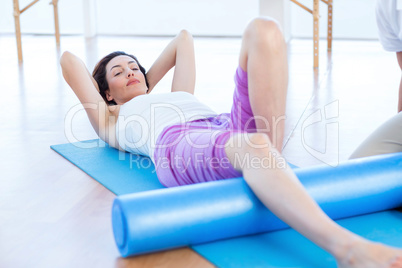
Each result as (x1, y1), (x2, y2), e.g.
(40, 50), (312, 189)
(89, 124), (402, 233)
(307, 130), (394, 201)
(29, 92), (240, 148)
(127, 68), (134, 77)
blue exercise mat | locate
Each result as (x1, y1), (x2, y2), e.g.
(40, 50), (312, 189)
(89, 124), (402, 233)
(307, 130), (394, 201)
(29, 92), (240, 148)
(51, 139), (402, 267)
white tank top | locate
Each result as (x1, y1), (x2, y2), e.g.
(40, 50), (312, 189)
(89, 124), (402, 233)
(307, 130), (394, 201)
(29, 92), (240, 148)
(116, 91), (217, 162)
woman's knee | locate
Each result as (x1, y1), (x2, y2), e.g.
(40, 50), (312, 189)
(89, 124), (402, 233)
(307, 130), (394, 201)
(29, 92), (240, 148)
(244, 17), (284, 47)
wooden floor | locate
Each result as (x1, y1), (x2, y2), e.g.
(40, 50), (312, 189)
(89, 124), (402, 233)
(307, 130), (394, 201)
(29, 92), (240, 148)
(0, 33), (400, 268)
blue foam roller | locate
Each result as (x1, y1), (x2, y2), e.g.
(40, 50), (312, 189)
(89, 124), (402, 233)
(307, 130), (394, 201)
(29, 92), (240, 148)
(112, 153), (402, 257)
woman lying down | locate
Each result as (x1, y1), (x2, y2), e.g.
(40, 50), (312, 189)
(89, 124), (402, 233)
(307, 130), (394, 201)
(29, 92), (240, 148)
(60, 17), (402, 268)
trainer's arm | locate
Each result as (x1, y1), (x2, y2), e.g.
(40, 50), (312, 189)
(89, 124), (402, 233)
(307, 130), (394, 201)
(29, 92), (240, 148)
(398, 77), (402, 113)
(146, 30), (196, 94)
(60, 51), (117, 146)
(396, 52), (402, 112)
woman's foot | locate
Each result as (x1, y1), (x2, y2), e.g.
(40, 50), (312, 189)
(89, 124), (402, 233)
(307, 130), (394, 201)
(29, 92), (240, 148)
(336, 238), (402, 268)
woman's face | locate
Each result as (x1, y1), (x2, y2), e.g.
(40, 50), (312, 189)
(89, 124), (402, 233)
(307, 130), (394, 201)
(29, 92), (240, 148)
(105, 55), (148, 105)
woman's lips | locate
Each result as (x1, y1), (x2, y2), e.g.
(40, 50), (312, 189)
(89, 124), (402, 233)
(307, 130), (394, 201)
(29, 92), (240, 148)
(127, 79), (140, 86)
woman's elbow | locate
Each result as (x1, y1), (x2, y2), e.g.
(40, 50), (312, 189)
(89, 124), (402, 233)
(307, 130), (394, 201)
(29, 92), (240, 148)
(178, 29), (193, 41)
(60, 51), (70, 63)
(60, 51), (76, 68)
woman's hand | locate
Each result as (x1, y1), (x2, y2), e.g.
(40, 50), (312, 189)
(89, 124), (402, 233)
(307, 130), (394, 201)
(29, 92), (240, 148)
(146, 30), (196, 94)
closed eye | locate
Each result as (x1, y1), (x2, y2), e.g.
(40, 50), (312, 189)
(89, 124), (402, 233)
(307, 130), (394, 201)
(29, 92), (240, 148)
(114, 72), (121, 77)
(129, 64), (139, 71)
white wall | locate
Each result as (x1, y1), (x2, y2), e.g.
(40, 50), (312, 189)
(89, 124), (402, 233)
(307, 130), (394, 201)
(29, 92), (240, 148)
(95, 0), (258, 36)
(0, 0), (84, 34)
(290, 0), (378, 39)
(0, 0), (379, 39)
(0, 0), (258, 36)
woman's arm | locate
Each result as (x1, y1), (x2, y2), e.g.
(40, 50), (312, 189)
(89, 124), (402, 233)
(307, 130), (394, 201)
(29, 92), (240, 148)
(60, 51), (120, 148)
(146, 30), (196, 94)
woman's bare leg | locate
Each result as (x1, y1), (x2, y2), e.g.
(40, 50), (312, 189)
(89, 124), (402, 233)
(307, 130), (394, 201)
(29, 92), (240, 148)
(239, 17), (288, 152)
(224, 132), (402, 267)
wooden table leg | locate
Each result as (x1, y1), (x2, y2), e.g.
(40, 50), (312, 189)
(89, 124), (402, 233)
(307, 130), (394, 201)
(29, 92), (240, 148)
(327, 0), (333, 52)
(13, 0), (23, 62)
(51, 0), (60, 45)
(313, 0), (319, 68)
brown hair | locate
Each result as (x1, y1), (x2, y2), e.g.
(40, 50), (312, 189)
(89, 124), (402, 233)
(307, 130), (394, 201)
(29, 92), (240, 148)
(92, 51), (149, 105)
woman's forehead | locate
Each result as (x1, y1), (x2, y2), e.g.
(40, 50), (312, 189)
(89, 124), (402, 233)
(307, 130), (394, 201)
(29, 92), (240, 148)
(107, 55), (137, 69)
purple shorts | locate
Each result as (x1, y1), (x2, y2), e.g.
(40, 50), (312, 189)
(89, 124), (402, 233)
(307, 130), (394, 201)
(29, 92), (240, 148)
(154, 66), (256, 187)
